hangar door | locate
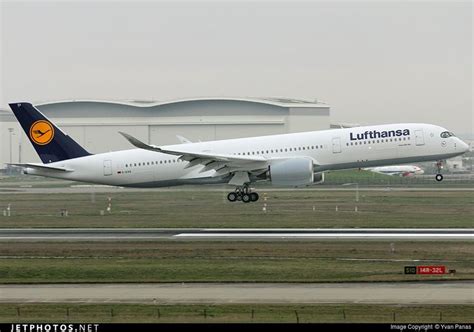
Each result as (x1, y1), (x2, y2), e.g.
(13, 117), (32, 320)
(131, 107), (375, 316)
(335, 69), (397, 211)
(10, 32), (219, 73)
(215, 124), (283, 140)
(61, 125), (148, 153)
(149, 124), (283, 145)
(150, 125), (216, 145)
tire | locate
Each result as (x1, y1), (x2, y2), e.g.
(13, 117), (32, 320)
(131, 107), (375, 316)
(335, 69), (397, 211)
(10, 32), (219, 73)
(250, 192), (259, 202)
(241, 194), (251, 203)
(435, 174), (444, 182)
(227, 192), (238, 202)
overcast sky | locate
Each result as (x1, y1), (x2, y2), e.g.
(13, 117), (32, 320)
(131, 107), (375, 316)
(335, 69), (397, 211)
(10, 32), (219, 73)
(1, 0), (472, 136)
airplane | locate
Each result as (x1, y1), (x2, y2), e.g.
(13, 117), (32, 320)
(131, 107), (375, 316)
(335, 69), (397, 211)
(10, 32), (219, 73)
(7, 102), (470, 203)
(364, 165), (424, 177)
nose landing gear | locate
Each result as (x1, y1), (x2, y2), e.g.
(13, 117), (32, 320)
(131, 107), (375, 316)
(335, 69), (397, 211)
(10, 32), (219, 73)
(227, 186), (259, 203)
(435, 161), (444, 182)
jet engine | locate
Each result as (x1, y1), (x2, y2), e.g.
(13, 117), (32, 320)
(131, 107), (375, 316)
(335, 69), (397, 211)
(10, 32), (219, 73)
(269, 157), (317, 187)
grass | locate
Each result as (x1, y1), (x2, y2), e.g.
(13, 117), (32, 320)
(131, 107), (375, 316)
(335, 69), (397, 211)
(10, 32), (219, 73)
(0, 241), (472, 283)
(2, 169), (474, 187)
(0, 189), (473, 228)
(0, 303), (472, 323)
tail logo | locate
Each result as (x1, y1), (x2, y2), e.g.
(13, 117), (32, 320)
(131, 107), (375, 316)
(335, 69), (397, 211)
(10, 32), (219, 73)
(30, 120), (54, 145)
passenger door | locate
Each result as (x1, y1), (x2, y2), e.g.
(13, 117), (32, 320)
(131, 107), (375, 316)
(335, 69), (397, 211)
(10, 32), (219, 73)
(103, 160), (113, 176)
(332, 137), (342, 153)
(415, 130), (425, 146)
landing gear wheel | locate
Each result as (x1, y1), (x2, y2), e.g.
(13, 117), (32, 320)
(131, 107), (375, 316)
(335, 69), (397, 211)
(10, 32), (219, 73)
(241, 194), (251, 203)
(250, 192), (259, 202)
(227, 192), (238, 202)
(435, 174), (444, 182)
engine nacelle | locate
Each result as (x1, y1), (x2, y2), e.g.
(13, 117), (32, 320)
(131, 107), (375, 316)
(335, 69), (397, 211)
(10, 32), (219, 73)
(313, 172), (324, 184)
(269, 157), (315, 187)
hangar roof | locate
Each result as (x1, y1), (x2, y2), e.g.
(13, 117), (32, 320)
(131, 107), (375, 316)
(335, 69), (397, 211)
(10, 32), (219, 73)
(34, 97), (328, 108)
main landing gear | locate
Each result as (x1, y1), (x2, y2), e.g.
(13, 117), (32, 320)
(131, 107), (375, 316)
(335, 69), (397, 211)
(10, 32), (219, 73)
(227, 186), (259, 203)
(435, 160), (444, 182)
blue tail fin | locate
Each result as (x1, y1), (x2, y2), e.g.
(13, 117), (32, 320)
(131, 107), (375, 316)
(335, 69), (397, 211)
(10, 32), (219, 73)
(9, 102), (91, 163)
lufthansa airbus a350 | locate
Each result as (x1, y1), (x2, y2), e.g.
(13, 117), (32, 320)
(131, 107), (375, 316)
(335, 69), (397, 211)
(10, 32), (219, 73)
(8, 103), (469, 203)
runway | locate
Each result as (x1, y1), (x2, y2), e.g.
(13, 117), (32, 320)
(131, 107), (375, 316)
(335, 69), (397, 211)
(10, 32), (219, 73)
(1, 184), (474, 195)
(0, 282), (471, 304)
(0, 228), (472, 241)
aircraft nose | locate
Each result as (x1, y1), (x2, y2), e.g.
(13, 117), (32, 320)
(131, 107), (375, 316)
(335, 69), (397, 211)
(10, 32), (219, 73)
(459, 139), (470, 152)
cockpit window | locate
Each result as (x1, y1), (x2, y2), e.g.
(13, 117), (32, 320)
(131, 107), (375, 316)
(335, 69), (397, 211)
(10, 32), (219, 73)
(440, 131), (455, 138)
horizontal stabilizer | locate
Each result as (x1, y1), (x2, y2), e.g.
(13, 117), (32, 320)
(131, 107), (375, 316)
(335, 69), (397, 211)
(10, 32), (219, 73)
(8, 163), (74, 172)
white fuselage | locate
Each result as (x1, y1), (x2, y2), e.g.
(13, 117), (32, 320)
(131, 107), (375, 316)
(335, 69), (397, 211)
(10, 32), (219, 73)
(25, 123), (469, 187)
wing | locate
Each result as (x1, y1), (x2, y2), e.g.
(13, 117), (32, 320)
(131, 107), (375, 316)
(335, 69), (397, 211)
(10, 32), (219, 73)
(119, 132), (270, 183)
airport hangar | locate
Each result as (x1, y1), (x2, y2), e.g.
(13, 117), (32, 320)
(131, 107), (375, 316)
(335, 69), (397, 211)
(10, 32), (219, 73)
(0, 97), (330, 167)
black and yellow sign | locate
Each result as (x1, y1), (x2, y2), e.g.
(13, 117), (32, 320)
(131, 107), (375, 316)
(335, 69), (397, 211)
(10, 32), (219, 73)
(404, 266), (417, 275)
(30, 120), (54, 145)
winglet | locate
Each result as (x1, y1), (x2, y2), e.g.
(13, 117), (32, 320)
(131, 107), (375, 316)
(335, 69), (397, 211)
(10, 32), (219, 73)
(176, 135), (192, 144)
(119, 131), (157, 151)
(119, 132), (158, 151)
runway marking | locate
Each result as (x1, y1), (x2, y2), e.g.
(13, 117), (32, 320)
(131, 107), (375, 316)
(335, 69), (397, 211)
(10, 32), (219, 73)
(174, 233), (473, 239)
(0, 228), (471, 241)
(0, 282), (471, 304)
(1, 228), (472, 231)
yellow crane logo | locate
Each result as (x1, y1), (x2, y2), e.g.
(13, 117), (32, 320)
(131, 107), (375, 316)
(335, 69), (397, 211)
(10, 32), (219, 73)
(30, 120), (54, 145)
